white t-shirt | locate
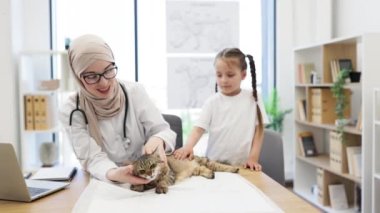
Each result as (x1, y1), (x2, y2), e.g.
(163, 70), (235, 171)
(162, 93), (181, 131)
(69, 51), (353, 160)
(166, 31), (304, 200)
(195, 89), (268, 166)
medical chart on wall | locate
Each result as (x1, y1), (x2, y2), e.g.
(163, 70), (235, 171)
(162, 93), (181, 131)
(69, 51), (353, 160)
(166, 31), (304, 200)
(166, 1), (239, 53)
(166, 1), (240, 109)
(167, 57), (215, 109)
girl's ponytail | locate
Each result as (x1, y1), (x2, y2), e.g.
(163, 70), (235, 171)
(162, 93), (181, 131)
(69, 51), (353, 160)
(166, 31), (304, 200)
(246, 55), (263, 129)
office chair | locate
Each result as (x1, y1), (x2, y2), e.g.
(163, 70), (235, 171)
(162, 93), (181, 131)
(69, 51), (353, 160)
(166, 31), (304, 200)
(259, 129), (285, 186)
(162, 114), (183, 149)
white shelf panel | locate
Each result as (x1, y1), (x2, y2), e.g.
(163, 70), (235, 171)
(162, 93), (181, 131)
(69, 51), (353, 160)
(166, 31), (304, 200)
(296, 155), (361, 183)
(293, 35), (359, 51)
(22, 89), (59, 95)
(295, 83), (361, 88)
(22, 125), (61, 134)
(296, 120), (362, 135)
(294, 189), (357, 213)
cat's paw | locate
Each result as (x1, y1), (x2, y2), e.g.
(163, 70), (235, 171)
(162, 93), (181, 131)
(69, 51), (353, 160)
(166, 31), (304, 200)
(155, 186), (168, 194)
(210, 171), (215, 179)
(231, 167), (239, 173)
(204, 171), (215, 179)
(130, 184), (145, 192)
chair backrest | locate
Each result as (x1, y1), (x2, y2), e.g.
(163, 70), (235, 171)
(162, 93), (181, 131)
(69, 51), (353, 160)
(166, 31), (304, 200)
(259, 129), (285, 185)
(162, 114), (183, 149)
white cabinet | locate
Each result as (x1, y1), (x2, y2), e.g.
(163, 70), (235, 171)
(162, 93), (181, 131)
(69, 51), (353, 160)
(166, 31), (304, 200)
(373, 88), (380, 213)
(293, 34), (380, 212)
(18, 51), (75, 171)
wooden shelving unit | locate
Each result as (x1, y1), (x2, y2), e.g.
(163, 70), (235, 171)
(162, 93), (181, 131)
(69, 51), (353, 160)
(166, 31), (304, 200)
(293, 34), (380, 212)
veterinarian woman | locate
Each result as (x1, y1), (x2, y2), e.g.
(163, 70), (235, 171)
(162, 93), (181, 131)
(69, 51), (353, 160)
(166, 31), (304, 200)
(59, 34), (176, 184)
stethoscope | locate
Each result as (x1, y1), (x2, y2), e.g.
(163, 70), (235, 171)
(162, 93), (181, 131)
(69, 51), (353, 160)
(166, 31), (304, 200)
(68, 83), (129, 160)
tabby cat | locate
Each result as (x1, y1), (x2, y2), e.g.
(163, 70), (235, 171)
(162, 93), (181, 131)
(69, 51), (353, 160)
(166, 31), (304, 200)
(130, 152), (239, 194)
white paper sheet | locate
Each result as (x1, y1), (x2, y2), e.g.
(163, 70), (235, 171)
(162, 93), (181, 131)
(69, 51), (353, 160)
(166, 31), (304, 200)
(73, 173), (283, 213)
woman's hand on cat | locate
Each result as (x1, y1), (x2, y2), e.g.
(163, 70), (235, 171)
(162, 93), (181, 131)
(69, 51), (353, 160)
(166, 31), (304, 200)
(144, 136), (168, 165)
(106, 165), (151, 184)
(244, 160), (262, 171)
(173, 146), (194, 160)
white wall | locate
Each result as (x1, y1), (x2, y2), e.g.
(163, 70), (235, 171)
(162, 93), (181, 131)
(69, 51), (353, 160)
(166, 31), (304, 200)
(0, 0), (20, 154)
(333, 0), (380, 37)
(276, 0), (294, 180)
(0, 0), (50, 156)
(276, 0), (333, 180)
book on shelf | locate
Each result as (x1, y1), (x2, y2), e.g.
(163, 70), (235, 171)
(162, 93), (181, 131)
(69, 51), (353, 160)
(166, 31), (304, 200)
(328, 184), (349, 210)
(330, 130), (361, 173)
(24, 95), (35, 130)
(297, 99), (307, 121)
(24, 94), (55, 131)
(297, 63), (315, 84)
(298, 131), (317, 157)
(354, 184), (362, 212)
(310, 88), (351, 124)
(352, 153), (362, 178)
(30, 166), (77, 181)
(356, 109), (362, 130)
(346, 146), (361, 176)
(330, 59), (353, 83)
(330, 60), (338, 82)
(338, 59), (353, 72)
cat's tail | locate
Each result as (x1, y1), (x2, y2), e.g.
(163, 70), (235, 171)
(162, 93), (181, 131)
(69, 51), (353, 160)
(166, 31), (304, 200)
(199, 158), (239, 173)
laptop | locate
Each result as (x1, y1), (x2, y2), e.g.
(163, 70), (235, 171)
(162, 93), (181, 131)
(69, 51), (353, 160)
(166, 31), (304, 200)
(0, 143), (70, 202)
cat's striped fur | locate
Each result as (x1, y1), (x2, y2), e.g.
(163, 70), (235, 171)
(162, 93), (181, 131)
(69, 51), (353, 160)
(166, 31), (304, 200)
(131, 153), (239, 194)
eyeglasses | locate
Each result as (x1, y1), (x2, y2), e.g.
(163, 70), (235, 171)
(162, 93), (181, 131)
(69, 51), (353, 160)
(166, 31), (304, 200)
(81, 64), (118, 84)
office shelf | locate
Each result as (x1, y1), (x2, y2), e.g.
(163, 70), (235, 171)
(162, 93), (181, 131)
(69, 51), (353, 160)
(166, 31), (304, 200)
(295, 120), (361, 135)
(373, 88), (380, 213)
(18, 51), (73, 171)
(294, 34), (380, 212)
(295, 190), (356, 213)
(297, 155), (361, 183)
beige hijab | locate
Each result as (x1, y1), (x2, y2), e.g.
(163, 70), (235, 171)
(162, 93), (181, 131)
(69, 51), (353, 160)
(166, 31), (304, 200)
(68, 34), (125, 145)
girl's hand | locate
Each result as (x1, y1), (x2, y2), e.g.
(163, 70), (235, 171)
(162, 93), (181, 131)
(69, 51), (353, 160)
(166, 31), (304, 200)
(106, 165), (151, 184)
(244, 160), (262, 171)
(144, 136), (167, 165)
(173, 146), (194, 160)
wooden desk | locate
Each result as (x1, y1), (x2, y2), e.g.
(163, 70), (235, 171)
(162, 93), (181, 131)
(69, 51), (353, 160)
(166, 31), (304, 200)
(0, 169), (89, 213)
(239, 169), (319, 212)
(0, 169), (318, 212)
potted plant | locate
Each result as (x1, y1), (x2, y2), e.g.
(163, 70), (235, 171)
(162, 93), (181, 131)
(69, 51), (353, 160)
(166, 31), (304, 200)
(331, 68), (350, 139)
(264, 89), (292, 133)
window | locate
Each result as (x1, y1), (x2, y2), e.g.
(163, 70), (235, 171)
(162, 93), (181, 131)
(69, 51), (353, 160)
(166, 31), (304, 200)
(138, 0), (263, 111)
(54, 0), (136, 81)
(54, 0), (275, 154)
(137, 0), (266, 148)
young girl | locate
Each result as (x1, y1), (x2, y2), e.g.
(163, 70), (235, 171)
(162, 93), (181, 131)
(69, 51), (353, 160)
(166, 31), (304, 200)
(173, 48), (266, 171)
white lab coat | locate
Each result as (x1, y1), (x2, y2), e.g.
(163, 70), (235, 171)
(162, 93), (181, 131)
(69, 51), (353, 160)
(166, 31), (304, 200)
(59, 81), (176, 181)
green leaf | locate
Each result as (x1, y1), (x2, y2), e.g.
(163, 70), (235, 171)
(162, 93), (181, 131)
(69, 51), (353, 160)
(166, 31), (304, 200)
(264, 88), (292, 133)
(331, 68), (350, 143)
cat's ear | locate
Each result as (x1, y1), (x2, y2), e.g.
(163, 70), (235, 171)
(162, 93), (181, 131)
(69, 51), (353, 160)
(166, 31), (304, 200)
(152, 147), (160, 157)
(152, 147), (164, 163)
